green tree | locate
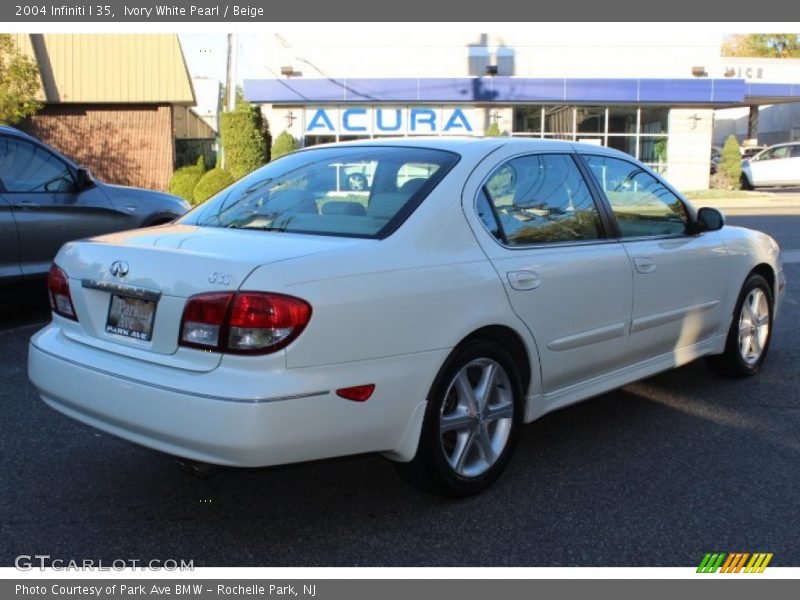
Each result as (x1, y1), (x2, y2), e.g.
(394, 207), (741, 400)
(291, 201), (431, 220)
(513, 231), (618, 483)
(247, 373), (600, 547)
(168, 155), (206, 202)
(193, 167), (234, 205)
(0, 35), (41, 125)
(271, 131), (298, 160)
(219, 99), (267, 180)
(485, 122), (502, 137)
(720, 134), (743, 188)
(722, 34), (800, 58)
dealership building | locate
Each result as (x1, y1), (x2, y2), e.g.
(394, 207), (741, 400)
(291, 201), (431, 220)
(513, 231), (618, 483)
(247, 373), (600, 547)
(244, 32), (800, 190)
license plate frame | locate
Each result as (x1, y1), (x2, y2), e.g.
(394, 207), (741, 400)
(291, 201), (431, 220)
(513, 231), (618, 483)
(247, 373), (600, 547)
(105, 294), (157, 341)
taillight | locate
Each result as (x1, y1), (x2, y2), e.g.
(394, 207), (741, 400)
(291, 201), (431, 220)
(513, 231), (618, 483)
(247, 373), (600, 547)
(47, 263), (77, 320)
(180, 292), (234, 349)
(179, 292), (312, 354)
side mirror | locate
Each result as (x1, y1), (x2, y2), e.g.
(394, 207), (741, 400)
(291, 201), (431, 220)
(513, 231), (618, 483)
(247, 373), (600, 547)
(696, 207), (725, 232)
(76, 167), (95, 191)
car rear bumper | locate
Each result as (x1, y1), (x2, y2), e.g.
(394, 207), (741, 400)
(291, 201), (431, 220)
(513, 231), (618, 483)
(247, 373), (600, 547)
(28, 324), (441, 467)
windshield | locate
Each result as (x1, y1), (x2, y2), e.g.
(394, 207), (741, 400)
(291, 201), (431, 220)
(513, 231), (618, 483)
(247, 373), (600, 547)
(181, 146), (459, 238)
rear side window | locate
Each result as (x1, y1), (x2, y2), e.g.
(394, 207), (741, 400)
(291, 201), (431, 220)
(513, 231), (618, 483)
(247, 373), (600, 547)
(584, 155), (688, 238)
(183, 146), (458, 238)
(0, 137), (76, 193)
(479, 153), (603, 245)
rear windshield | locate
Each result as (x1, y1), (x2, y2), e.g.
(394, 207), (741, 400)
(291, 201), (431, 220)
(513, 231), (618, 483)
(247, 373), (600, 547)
(181, 146), (459, 238)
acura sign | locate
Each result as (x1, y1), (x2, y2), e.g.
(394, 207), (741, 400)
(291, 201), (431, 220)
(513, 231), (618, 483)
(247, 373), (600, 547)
(304, 106), (475, 136)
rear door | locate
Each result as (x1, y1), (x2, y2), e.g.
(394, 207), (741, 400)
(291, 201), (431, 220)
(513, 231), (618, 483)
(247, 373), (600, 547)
(464, 148), (633, 395)
(0, 194), (21, 282)
(581, 153), (728, 363)
(0, 134), (125, 277)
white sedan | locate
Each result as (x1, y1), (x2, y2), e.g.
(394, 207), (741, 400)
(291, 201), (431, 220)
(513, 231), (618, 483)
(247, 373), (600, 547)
(28, 139), (786, 496)
(741, 142), (800, 189)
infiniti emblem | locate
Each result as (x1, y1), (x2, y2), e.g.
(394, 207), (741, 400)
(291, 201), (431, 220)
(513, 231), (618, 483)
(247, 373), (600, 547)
(109, 260), (129, 278)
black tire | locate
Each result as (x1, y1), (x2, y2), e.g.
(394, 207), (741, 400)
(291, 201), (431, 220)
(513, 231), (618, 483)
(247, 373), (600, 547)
(396, 339), (523, 497)
(706, 273), (773, 378)
(740, 173), (754, 191)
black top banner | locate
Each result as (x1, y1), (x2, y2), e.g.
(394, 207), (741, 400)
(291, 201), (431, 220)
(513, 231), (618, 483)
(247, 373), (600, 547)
(3, 0), (800, 22)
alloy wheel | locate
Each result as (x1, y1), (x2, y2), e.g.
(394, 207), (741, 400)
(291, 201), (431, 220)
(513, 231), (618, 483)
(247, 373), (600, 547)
(438, 358), (514, 478)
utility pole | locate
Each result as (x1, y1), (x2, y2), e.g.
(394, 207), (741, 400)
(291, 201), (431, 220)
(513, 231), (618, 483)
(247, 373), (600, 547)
(222, 33), (238, 168)
(226, 33), (238, 111)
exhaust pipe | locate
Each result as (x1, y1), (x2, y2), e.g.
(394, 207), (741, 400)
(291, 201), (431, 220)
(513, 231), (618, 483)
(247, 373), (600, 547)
(173, 457), (221, 479)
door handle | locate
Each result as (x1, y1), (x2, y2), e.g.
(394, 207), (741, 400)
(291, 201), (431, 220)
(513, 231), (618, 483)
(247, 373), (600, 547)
(633, 257), (657, 274)
(507, 270), (542, 290)
(16, 199), (38, 209)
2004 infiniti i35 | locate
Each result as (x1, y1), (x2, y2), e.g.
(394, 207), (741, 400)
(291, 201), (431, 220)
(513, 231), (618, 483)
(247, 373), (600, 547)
(29, 138), (786, 495)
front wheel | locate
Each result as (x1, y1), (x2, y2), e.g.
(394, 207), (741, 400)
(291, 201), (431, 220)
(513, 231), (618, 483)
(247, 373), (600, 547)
(396, 340), (523, 496)
(740, 173), (755, 190)
(707, 273), (773, 377)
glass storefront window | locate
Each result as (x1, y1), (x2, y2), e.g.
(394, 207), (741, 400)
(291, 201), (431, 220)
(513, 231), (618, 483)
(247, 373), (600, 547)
(607, 106), (638, 134)
(640, 106), (669, 135)
(513, 106), (543, 134)
(639, 136), (668, 164)
(576, 106), (605, 134)
(510, 104), (670, 176)
(304, 135), (336, 147)
(607, 136), (637, 156)
(544, 106), (573, 136)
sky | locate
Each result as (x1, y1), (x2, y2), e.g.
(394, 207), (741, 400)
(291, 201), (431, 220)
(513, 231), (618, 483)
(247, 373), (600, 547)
(179, 33), (273, 85)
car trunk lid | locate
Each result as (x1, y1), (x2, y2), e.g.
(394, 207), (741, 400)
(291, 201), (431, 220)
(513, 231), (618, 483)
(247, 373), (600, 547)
(56, 224), (366, 367)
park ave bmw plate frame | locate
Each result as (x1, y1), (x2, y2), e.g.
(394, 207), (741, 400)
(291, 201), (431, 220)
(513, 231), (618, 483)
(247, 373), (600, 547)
(105, 294), (157, 341)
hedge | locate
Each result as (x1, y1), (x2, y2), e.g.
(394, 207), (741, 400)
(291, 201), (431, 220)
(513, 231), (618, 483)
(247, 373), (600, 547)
(271, 131), (298, 160)
(168, 155), (206, 202)
(193, 168), (234, 205)
(220, 103), (268, 180)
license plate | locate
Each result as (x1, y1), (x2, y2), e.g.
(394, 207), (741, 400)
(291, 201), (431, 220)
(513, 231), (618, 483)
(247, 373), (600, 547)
(105, 294), (156, 341)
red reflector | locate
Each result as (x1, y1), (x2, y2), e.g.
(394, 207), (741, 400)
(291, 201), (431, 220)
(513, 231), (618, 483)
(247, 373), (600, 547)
(183, 292), (234, 325)
(230, 292), (312, 329)
(336, 384), (375, 402)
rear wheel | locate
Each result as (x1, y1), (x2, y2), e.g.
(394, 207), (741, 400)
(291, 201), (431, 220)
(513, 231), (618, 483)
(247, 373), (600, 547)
(396, 340), (523, 496)
(707, 273), (772, 377)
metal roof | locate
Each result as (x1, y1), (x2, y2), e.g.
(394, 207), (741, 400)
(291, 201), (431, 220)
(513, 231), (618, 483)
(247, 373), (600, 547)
(12, 34), (195, 105)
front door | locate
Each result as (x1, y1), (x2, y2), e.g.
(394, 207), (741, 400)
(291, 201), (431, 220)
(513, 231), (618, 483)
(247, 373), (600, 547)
(581, 154), (728, 363)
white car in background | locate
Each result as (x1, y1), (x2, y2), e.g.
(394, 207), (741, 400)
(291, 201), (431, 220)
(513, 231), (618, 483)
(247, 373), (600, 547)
(29, 138), (785, 496)
(741, 141), (800, 189)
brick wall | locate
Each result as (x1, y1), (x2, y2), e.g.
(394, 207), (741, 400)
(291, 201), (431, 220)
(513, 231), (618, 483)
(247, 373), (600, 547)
(22, 104), (174, 191)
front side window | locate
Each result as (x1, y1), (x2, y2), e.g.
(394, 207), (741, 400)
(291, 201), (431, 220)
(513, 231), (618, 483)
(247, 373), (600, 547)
(183, 146), (458, 238)
(584, 155), (688, 238)
(0, 137), (76, 193)
(762, 146), (791, 161)
(479, 154), (603, 245)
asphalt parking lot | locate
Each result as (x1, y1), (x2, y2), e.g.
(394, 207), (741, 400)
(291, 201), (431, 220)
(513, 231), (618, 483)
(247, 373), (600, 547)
(1, 213), (798, 567)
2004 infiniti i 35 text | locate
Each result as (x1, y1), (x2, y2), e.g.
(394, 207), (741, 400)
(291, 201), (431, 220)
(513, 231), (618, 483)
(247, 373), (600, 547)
(28, 138), (786, 495)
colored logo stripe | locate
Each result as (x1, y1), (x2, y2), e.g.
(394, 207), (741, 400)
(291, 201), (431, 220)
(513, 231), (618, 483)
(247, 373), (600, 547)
(697, 552), (773, 573)
(745, 553), (773, 573)
(697, 553), (726, 573)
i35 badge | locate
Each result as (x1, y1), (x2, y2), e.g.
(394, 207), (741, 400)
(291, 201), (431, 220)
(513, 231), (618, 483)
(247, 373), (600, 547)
(109, 261), (129, 278)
